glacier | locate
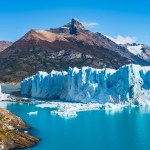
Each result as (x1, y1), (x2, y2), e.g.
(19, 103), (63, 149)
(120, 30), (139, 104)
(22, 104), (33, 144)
(21, 64), (150, 104)
(0, 85), (15, 101)
(0, 85), (9, 101)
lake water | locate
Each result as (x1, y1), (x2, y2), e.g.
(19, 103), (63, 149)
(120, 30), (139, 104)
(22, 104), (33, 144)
(1, 85), (150, 150)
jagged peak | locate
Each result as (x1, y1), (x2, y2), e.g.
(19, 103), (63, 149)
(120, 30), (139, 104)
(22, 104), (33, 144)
(50, 18), (85, 35)
(71, 18), (85, 28)
(62, 18), (84, 28)
(69, 18), (85, 34)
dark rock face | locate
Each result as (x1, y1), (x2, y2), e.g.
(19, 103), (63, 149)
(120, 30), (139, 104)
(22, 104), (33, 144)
(0, 41), (12, 52)
(0, 19), (149, 82)
(69, 18), (85, 34)
(0, 108), (39, 150)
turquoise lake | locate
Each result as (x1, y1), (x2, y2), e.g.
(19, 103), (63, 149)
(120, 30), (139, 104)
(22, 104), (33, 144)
(1, 86), (150, 150)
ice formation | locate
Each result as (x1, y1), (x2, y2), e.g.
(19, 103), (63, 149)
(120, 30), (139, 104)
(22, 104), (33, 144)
(21, 64), (150, 104)
(36, 102), (102, 119)
(0, 85), (9, 101)
(0, 85), (15, 101)
(36, 102), (126, 118)
(27, 111), (38, 115)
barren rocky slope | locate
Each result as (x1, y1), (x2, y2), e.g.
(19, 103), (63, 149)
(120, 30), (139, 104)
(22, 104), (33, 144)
(0, 19), (149, 82)
(0, 41), (12, 52)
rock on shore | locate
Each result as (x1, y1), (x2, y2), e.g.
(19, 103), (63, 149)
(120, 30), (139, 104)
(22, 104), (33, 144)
(0, 108), (39, 150)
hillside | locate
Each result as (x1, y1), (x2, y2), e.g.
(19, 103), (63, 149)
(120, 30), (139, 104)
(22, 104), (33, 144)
(0, 19), (149, 82)
(0, 41), (12, 52)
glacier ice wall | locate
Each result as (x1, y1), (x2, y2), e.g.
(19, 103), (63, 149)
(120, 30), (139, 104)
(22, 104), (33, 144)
(0, 85), (9, 101)
(21, 64), (150, 104)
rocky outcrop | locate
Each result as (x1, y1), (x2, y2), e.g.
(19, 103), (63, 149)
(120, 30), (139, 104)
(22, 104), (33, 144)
(0, 108), (39, 150)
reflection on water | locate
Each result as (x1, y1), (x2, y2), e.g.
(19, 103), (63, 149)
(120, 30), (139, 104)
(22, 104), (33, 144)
(139, 106), (150, 114)
(104, 108), (124, 115)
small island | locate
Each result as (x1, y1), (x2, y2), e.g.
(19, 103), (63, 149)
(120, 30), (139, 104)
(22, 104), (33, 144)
(0, 108), (39, 150)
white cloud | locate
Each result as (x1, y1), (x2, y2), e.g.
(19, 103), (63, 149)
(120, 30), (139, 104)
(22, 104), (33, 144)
(106, 35), (136, 45)
(81, 21), (99, 27)
(75, 18), (99, 27)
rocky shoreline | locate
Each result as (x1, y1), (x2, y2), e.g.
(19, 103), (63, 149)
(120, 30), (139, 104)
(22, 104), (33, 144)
(0, 108), (39, 150)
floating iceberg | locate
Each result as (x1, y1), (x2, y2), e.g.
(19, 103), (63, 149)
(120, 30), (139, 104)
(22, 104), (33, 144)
(36, 102), (103, 118)
(36, 101), (127, 118)
(51, 110), (77, 119)
(21, 64), (150, 104)
(27, 111), (38, 115)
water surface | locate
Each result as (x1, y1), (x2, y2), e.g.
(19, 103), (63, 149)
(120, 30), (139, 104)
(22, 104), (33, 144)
(1, 86), (150, 150)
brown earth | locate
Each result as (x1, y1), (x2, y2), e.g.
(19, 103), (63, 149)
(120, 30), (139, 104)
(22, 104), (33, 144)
(0, 41), (12, 52)
(0, 108), (39, 150)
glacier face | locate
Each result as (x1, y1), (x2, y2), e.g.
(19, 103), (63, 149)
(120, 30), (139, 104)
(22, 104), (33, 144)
(0, 85), (9, 101)
(21, 64), (150, 104)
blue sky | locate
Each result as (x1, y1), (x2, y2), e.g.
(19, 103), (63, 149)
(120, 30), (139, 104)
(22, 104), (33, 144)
(0, 0), (150, 45)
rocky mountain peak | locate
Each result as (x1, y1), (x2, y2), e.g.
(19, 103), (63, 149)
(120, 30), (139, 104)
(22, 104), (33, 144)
(69, 18), (85, 34)
(50, 18), (85, 35)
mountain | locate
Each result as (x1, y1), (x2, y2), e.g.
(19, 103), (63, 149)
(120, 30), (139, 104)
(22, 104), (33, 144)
(125, 43), (150, 62)
(105, 36), (150, 63)
(0, 41), (12, 52)
(0, 19), (149, 82)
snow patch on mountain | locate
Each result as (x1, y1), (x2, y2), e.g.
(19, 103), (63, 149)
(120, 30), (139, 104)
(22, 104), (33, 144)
(105, 35), (145, 56)
(127, 44), (143, 56)
(125, 43), (146, 56)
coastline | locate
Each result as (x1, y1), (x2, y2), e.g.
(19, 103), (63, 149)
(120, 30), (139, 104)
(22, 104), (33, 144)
(0, 85), (39, 150)
(0, 108), (39, 150)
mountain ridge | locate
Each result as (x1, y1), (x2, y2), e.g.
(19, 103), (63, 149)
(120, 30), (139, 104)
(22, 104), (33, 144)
(0, 41), (12, 52)
(0, 18), (149, 82)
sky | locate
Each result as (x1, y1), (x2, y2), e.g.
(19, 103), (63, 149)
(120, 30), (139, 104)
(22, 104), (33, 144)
(0, 0), (150, 45)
